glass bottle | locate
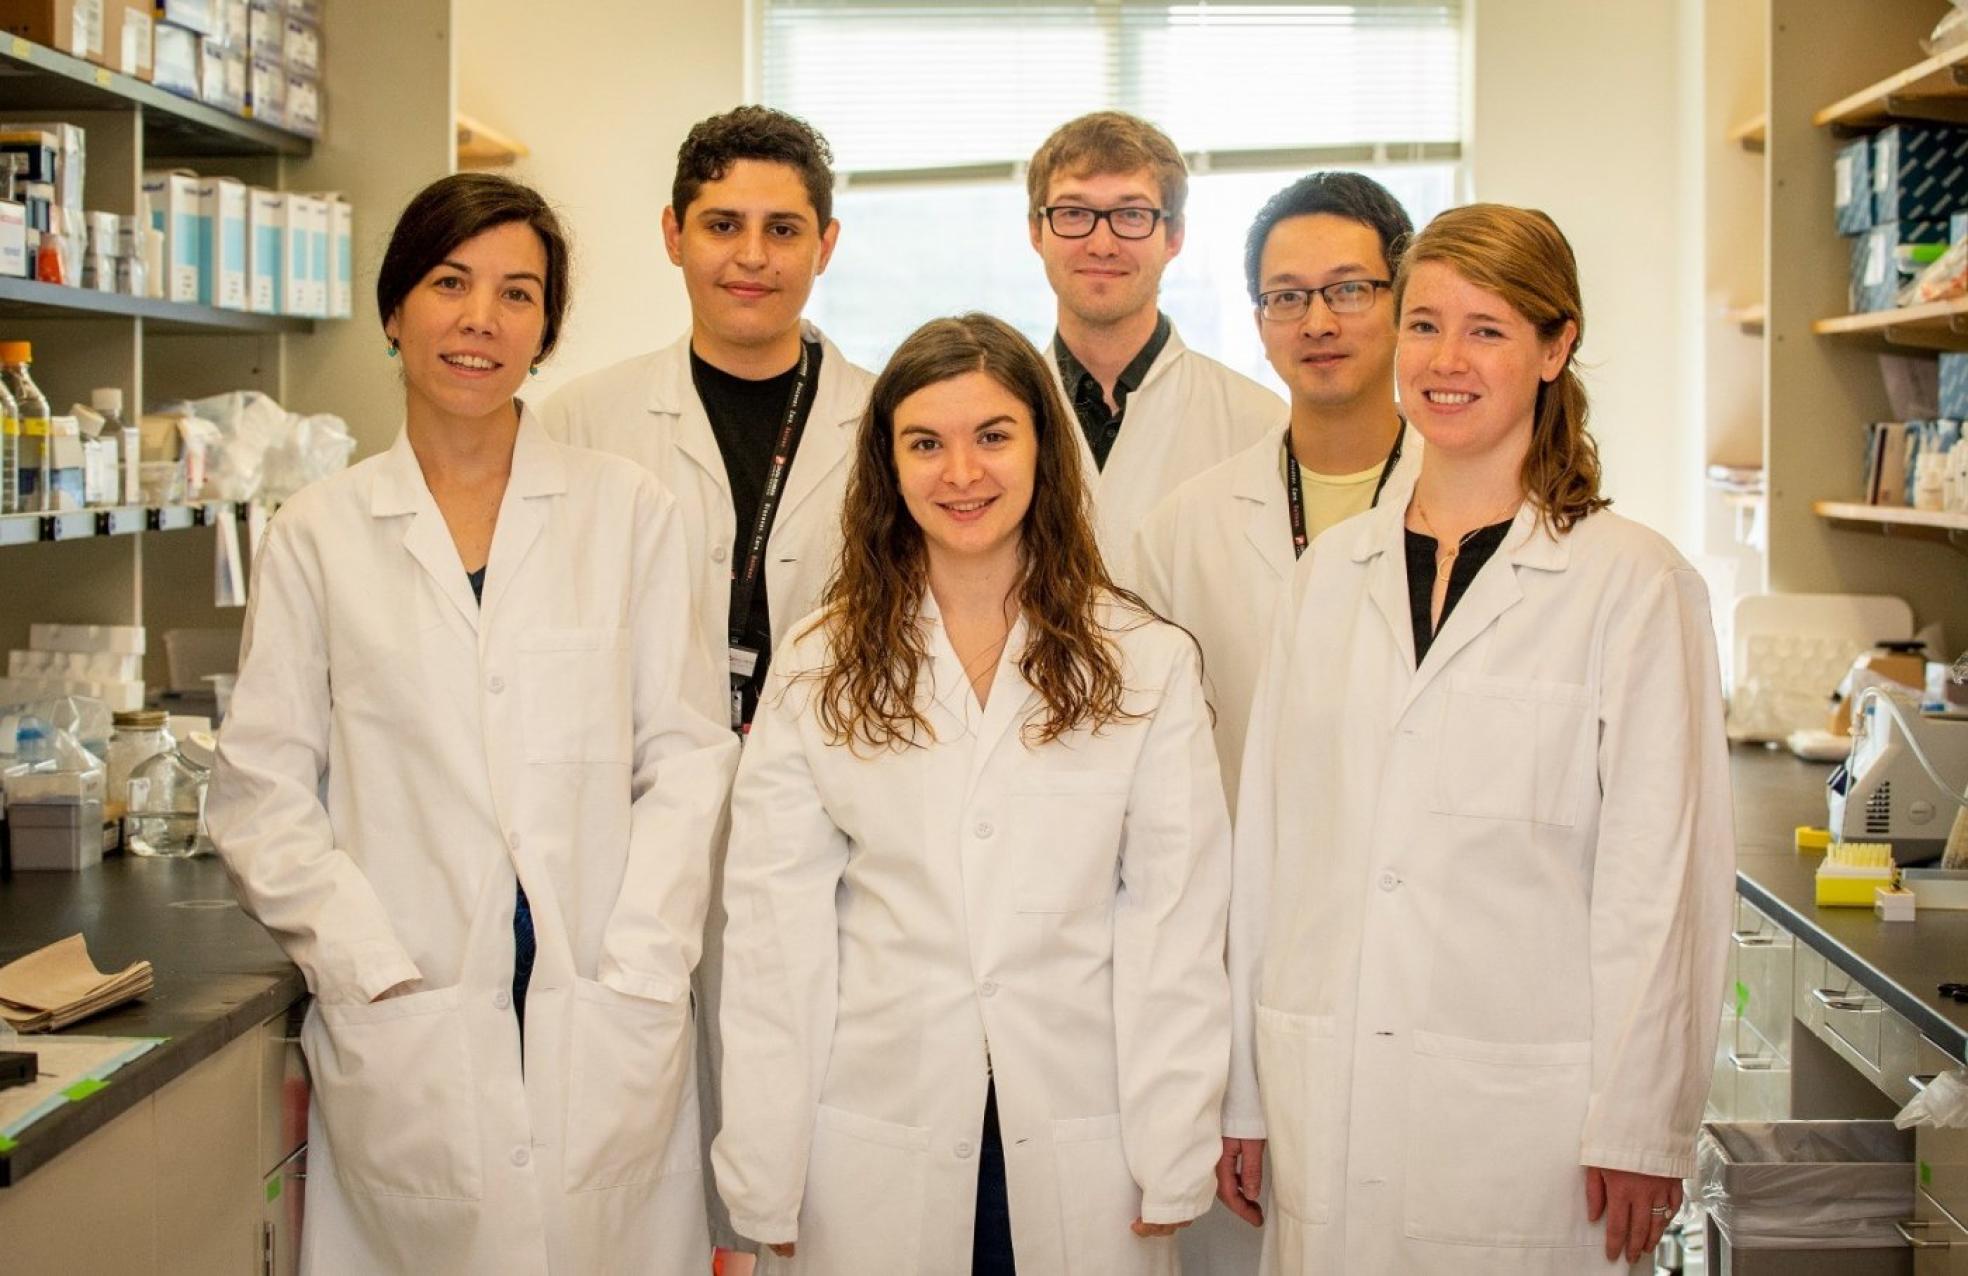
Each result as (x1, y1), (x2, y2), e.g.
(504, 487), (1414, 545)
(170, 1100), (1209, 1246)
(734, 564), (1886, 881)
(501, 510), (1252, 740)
(124, 743), (210, 859)
(0, 342), (52, 513)
(107, 709), (173, 822)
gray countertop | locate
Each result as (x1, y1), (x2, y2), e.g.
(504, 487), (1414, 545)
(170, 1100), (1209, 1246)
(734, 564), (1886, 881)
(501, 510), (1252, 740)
(0, 855), (304, 1187)
(1728, 743), (1968, 1063)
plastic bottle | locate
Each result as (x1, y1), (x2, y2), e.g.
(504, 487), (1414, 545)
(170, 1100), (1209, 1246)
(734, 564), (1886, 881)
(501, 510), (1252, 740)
(0, 372), (16, 515)
(0, 342), (52, 513)
(92, 388), (139, 507)
(14, 715), (52, 768)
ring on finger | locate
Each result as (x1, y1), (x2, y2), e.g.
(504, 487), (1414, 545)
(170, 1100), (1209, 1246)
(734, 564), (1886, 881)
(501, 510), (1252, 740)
(1649, 1204), (1673, 1217)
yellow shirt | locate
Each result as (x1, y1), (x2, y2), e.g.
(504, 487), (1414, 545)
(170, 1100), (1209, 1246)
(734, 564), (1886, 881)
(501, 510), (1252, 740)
(1282, 437), (1387, 543)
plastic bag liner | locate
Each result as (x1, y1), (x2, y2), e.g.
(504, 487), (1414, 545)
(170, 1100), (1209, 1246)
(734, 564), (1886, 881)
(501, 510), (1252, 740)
(1696, 1121), (1914, 1249)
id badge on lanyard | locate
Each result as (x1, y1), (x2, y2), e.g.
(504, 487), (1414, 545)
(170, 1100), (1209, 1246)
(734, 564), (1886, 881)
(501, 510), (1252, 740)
(726, 341), (815, 734)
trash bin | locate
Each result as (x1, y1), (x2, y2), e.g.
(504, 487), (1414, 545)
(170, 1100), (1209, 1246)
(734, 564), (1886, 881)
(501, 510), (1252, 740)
(1697, 1121), (1915, 1275)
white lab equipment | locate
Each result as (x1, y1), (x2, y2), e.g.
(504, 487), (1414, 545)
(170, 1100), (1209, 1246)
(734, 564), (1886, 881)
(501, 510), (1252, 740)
(1826, 687), (1968, 862)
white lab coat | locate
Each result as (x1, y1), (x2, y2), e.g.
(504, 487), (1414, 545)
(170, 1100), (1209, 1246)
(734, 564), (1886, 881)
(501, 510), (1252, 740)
(1228, 498), (1735, 1276)
(208, 412), (738, 1276)
(714, 596), (1232, 1275)
(538, 323), (874, 1250)
(1053, 324), (1285, 588)
(1134, 425), (1422, 814)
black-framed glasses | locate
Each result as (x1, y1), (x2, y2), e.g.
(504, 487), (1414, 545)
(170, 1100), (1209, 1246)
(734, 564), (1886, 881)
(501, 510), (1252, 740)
(1040, 205), (1168, 240)
(1256, 279), (1392, 322)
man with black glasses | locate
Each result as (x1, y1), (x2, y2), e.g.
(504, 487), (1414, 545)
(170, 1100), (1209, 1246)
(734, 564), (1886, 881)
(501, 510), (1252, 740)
(1028, 111), (1284, 587)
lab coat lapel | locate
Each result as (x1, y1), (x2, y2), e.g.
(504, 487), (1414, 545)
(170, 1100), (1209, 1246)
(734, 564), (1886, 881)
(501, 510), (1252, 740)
(1351, 496), (1417, 682)
(920, 591), (1040, 785)
(1234, 438), (1292, 585)
(647, 334), (731, 502)
(1400, 504), (1565, 717)
(372, 430), (480, 636)
(968, 619), (1038, 786)
(477, 411), (566, 624)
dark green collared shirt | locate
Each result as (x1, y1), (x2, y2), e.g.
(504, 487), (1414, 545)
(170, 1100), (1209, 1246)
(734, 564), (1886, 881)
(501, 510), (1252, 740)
(1052, 311), (1172, 470)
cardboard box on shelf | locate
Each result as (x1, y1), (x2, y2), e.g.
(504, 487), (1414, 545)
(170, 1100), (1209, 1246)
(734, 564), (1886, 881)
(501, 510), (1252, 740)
(280, 13), (315, 74)
(195, 32), (227, 108)
(298, 190), (326, 316)
(278, 188), (306, 314)
(243, 0), (273, 59)
(195, 174), (243, 309)
(0, 121), (85, 213)
(328, 194), (349, 318)
(141, 168), (198, 302)
(283, 69), (317, 137)
(150, 17), (196, 95)
(1942, 353), (1968, 419)
(1873, 123), (1968, 225)
(0, 199), (26, 277)
(1835, 137), (1872, 237)
(152, 0), (210, 36)
(245, 52), (281, 126)
(101, 1), (149, 78)
(0, 0), (102, 59)
(246, 185), (279, 313)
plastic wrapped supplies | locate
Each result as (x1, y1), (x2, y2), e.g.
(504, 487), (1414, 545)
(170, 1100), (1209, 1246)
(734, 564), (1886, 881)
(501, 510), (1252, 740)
(149, 390), (353, 504)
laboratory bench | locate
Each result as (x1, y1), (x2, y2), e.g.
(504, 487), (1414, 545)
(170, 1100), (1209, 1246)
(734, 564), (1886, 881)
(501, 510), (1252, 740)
(0, 855), (308, 1274)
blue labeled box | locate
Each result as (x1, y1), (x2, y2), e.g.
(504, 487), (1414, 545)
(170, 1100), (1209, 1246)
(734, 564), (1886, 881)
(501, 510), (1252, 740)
(1836, 137), (1872, 235)
(1953, 211), (1968, 244)
(1941, 353), (1968, 419)
(1851, 220), (1948, 312)
(1873, 123), (1968, 225)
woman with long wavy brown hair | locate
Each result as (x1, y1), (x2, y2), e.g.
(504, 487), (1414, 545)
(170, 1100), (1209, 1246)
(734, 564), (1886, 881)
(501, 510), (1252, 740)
(712, 312), (1232, 1276)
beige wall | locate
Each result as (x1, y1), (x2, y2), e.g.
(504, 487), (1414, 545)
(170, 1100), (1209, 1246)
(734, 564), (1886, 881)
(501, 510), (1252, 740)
(1471, 0), (1704, 550)
(455, 1), (747, 399)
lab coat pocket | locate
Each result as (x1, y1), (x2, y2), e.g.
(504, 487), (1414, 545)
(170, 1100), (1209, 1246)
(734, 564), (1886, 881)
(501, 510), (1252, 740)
(306, 986), (482, 1200)
(1012, 770), (1132, 913)
(517, 627), (632, 765)
(796, 1104), (929, 1270)
(1402, 1030), (1595, 1248)
(1054, 1113), (1169, 1273)
(563, 975), (692, 1192)
(1252, 1006), (1338, 1224)
(1430, 674), (1591, 826)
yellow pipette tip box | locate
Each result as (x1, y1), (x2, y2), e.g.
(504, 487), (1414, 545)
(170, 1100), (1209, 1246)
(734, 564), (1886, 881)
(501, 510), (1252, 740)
(1795, 826), (1830, 853)
(1815, 841), (1896, 907)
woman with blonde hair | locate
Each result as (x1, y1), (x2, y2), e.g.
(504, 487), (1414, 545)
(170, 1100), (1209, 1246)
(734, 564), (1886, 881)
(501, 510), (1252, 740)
(1221, 205), (1734, 1274)
(714, 312), (1231, 1274)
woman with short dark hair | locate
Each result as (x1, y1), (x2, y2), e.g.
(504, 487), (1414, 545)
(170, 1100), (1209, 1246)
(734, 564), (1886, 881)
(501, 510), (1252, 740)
(209, 173), (737, 1274)
(713, 313), (1232, 1274)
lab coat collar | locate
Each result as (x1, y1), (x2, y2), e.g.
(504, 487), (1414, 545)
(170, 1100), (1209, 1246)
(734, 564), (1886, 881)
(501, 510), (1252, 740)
(369, 405), (566, 634)
(1229, 433), (1293, 584)
(919, 588), (1038, 779)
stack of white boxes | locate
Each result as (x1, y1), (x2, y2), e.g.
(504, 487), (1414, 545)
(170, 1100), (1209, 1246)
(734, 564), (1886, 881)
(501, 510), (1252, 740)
(245, 0), (323, 137)
(1, 624), (146, 713)
(143, 167), (347, 317)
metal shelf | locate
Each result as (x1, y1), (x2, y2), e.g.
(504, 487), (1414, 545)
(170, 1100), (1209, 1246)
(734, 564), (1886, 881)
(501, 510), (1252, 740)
(0, 501), (234, 548)
(0, 275), (313, 334)
(0, 34), (310, 158)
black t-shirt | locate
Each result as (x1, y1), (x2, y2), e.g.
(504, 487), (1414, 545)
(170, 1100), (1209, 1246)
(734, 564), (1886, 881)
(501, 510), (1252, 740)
(1052, 312), (1172, 470)
(689, 340), (823, 726)
(1405, 518), (1513, 665)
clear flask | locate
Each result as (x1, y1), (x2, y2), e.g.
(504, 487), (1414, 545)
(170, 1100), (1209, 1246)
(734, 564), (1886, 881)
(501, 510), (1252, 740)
(124, 744), (210, 858)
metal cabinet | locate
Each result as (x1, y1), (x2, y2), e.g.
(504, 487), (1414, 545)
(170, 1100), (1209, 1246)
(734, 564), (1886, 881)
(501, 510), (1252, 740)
(1711, 898), (1795, 1120)
(1908, 1188), (1968, 1275)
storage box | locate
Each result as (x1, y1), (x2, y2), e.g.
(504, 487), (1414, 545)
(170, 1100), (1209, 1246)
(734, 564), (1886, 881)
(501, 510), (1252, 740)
(210, 0), (238, 47)
(1873, 123), (1968, 225)
(0, 198), (26, 277)
(283, 69), (317, 137)
(103, 1), (149, 78)
(195, 33), (226, 107)
(142, 167), (199, 302)
(150, 17), (197, 95)
(245, 184), (279, 313)
(244, 0), (274, 59)
(298, 190), (326, 316)
(7, 797), (105, 871)
(281, 14), (315, 73)
(278, 189), (307, 314)
(1834, 136), (1872, 236)
(30, 622), (145, 654)
(0, 0), (104, 59)
(0, 121), (84, 213)
(153, 0), (210, 35)
(1696, 1121), (1915, 1274)
(245, 52), (281, 126)
(195, 174), (242, 309)
(1943, 353), (1968, 419)
(1850, 219), (1947, 313)
(327, 193), (349, 317)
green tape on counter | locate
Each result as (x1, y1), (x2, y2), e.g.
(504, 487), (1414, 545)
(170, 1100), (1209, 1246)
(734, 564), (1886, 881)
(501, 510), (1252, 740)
(62, 1078), (107, 1102)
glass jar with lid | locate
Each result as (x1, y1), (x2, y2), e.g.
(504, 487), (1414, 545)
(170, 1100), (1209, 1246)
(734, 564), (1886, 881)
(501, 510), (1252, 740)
(124, 743), (210, 859)
(107, 709), (173, 821)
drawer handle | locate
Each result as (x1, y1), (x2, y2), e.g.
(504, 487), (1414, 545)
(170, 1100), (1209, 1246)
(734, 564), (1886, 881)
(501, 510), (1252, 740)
(1811, 987), (1878, 1014)
(1911, 1074), (1937, 1093)
(1731, 929), (1777, 948)
(1728, 1051), (1779, 1072)
(1895, 1219), (1964, 1249)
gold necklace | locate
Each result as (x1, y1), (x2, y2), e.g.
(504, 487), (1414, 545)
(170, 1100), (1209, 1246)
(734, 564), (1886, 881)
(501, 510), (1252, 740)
(1413, 500), (1518, 583)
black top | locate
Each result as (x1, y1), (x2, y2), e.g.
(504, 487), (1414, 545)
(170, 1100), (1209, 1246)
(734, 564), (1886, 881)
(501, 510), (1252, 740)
(1405, 519), (1513, 664)
(1053, 311), (1172, 470)
(466, 565), (486, 602)
(689, 342), (824, 726)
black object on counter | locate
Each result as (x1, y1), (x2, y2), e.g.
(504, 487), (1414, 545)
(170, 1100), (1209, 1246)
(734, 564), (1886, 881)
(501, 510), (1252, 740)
(0, 1050), (34, 1091)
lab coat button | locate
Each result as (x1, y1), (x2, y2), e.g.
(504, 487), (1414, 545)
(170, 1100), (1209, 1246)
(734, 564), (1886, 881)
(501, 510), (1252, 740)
(494, 990), (511, 1010)
(487, 674), (505, 694)
(974, 822), (994, 839)
(510, 1147), (530, 1168)
(979, 980), (999, 998)
(1377, 871), (1399, 892)
(712, 544), (729, 563)
(954, 1140), (975, 1159)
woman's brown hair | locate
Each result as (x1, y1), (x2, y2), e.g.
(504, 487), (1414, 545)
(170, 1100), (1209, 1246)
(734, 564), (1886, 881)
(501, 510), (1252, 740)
(1393, 203), (1610, 533)
(803, 312), (1148, 751)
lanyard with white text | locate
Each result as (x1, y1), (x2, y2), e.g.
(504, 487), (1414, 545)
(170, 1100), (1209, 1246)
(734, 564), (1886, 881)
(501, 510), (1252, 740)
(726, 340), (815, 729)
(1286, 424), (1405, 559)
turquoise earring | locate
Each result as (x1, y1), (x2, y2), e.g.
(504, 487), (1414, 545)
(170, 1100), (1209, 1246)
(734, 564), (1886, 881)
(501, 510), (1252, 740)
(528, 365), (539, 377)
(386, 341), (398, 358)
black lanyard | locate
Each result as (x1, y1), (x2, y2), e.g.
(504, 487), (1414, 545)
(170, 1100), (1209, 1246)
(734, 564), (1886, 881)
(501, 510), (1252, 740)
(1286, 423), (1405, 559)
(727, 340), (815, 648)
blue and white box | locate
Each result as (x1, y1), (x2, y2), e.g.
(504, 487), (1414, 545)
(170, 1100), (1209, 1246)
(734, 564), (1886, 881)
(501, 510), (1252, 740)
(196, 175), (246, 310)
(1851, 220), (1948, 313)
(1836, 137), (1872, 236)
(279, 191), (308, 315)
(328, 196), (351, 319)
(1873, 123), (1968, 225)
(142, 168), (201, 303)
(246, 186), (282, 314)
(1940, 353), (1968, 419)
(302, 193), (328, 317)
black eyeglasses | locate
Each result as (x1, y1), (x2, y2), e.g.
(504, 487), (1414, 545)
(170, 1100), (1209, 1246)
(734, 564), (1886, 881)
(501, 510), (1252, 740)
(1039, 205), (1168, 240)
(1256, 279), (1392, 322)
